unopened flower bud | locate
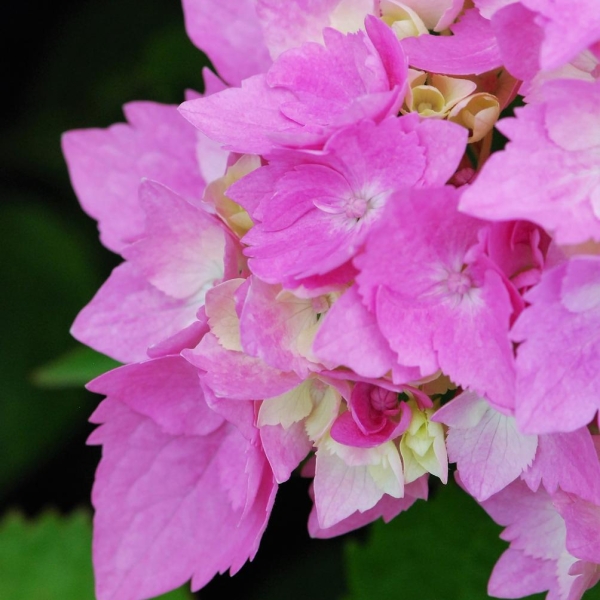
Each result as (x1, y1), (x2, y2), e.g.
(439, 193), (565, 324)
(448, 92), (500, 142)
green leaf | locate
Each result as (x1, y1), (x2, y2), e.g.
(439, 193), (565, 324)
(0, 511), (94, 600)
(32, 345), (121, 389)
(344, 479), (545, 600)
(0, 510), (193, 599)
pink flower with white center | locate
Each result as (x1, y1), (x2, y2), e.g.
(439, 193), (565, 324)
(234, 115), (466, 288)
(356, 185), (517, 411)
(461, 79), (600, 246)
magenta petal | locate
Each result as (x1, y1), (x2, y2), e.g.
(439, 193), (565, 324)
(330, 411), (400, 448)
(401, 8), (503, 75)
(87, 357), (224, 437)
(313, 285), (421, 382)
(89, 398), (276, 599)
(183, 333), (301, 400)
(71, 262), (199, 363)
(182, 0), (271, 85)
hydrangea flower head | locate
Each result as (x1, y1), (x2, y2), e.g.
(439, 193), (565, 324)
(63, 1), (600, 598)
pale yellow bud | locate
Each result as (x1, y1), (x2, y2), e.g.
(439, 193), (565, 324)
(400, 400), (448, 483)
(448, 92), (501, 142)
(380, 0), (428, 40)
(203, 154), (260, 237)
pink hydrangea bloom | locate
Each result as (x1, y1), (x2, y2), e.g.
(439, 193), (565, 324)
(63, 0), (600, 597)
(356, 186), (517, 411)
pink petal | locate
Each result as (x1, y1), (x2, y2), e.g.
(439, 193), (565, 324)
(554, 492), (600, 564)
(260, 421), (313, 483)
(62, 101), (204, 253)
(434, 391), (538, 501)
(123, 180), (237, 300)
(89, 397), (276, 599)
(522, 429), (600, 505)
(512, 259), (600, 434)
(71, 262), (199, 363)
(308, 477), (427, 538)
(183, 333), (301, 400)
(182, 0), (271, 85)
(87, 357), (224, 437)
(401, 8), (503, 75)
(313, 285), (421, 382)
(488, 548), (558, 599)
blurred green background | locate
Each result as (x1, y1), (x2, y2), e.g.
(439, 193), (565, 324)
(2, 1), (598, 599)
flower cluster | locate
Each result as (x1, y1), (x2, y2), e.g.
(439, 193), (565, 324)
(63, 1), (600, 598)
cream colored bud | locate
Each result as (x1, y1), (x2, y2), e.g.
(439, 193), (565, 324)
(203, 154), (260, 237)
(448, 92), (500, 142)
(399, 400), (448, 483)
(409, 85), (447, 116)
(380, 0), (428, 40)
(403, 73), (477, 118)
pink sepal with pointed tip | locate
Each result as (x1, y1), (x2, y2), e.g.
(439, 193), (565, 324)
(87, 357), (277, 599)
(62, 101), (204, 254)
